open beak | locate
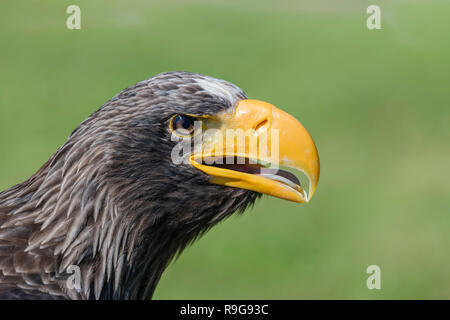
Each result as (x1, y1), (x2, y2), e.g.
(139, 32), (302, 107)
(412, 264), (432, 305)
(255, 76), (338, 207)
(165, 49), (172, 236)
(190, 99), (320, 203)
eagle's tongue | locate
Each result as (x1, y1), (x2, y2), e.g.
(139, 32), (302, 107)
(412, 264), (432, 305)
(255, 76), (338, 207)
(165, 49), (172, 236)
(258, 168), (301, 189)
(208, 157), (301, 189)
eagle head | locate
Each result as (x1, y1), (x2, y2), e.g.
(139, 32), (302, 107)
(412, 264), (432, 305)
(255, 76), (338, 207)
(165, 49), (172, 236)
(0, 72), (319, 300)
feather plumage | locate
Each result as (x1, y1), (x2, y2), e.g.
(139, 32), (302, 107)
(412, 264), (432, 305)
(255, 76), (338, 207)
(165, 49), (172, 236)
(0, 72), (259, 299)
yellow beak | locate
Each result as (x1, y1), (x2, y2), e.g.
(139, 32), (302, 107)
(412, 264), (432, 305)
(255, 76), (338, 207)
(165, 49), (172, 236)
(190, 99), (320, 203)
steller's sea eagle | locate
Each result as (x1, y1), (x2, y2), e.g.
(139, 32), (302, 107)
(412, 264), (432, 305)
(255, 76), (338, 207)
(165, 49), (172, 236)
(0, 72), (320, 299)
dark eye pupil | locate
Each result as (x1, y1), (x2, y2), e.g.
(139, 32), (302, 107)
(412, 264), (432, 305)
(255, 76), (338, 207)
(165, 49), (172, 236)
(173, 115), (195, 134)
(181, 117), (191, 129)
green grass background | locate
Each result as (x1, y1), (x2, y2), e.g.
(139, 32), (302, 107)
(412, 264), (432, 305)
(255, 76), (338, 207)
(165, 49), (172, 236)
(0, 0), (449, 299)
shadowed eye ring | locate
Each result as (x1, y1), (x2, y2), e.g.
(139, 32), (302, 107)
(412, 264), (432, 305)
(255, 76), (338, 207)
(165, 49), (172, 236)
(170, 115), (196, 136)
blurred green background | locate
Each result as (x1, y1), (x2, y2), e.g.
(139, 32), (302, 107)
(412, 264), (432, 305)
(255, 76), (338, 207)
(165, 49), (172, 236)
(1, 0), (449, 299)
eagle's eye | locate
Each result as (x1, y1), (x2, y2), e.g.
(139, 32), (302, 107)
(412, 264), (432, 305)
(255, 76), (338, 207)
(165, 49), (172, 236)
(170, 114), (196, 136)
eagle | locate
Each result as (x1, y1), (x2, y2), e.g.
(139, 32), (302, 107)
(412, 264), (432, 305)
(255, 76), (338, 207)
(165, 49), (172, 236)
(0, 72), (320, 300)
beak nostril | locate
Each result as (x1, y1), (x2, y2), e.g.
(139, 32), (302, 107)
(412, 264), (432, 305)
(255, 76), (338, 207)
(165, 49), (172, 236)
(255, 119), (269, 132)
